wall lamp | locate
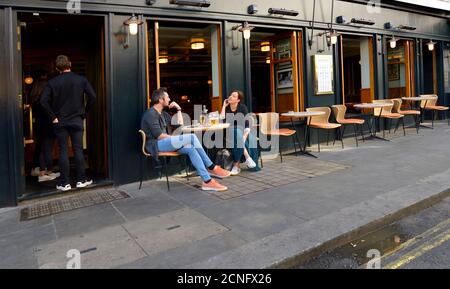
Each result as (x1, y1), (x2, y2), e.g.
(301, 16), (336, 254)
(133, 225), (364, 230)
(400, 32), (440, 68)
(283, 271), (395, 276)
(124, 14), (143, 36)
(169, 0), (210, 7)
(268, 8), (299, 16)
(427, 40), (437, 51)
(389, 36), (397, 49)
(231, 22), (254, 50)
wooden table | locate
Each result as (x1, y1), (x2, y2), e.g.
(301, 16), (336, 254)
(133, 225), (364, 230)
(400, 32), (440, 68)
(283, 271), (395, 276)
(181, 123), (230, 159)
(281, 111), (326, 158)
(181, 123), (230, 133)
(354, 103), (393, 141)
(402, 96), (436, 129)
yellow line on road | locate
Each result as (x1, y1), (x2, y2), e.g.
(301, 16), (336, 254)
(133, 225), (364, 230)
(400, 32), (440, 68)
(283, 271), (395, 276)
(380, 218), (450, 262)
(384, 229), (450, 269)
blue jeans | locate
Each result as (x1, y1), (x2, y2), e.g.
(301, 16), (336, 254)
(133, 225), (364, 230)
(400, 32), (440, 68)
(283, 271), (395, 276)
(229, 127), (257, 163)
(157, 134), (213, 182)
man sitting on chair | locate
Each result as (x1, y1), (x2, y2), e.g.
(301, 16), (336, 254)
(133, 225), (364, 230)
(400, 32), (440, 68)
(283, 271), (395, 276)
(141, 88), (231, 192)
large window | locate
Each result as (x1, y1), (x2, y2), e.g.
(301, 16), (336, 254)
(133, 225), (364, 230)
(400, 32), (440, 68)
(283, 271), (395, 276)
(147, 21), (222, 116)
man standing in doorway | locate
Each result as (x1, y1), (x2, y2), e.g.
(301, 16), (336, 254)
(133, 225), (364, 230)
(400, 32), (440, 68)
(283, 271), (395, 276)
(41, 55), (96, 191)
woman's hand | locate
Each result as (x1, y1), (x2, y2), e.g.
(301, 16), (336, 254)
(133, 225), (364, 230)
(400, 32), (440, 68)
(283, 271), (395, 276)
(223, 99), (229, 107)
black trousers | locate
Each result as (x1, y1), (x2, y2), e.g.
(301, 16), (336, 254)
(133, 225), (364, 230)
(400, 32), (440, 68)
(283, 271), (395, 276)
(54, 122), (86, 185)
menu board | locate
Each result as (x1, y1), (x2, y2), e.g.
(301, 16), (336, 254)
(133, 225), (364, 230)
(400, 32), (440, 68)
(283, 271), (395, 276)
(313, 55), (334, 95)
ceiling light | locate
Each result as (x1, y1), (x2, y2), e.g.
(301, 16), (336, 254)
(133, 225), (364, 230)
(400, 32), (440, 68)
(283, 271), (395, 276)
(260, 41), (270, 52)
(191, 38), (205, 50)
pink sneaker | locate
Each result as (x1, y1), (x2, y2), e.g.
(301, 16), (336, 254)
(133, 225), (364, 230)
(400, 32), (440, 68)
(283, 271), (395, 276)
(208, 166), (231, 179)
(201, 179), (228, 192)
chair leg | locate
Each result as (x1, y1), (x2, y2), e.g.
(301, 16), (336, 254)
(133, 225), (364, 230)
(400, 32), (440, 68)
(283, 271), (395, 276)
(139, 156), (145, 190)
(414, 115), (419, 134)
(382, 119), (386, 138)
(326, 130), (330, 146)
(163, 157), (170, 191)
(402, 117), (406, 136)
(353, 124), (358, 147)
(317, 129), (320, 153)
(339, 128), (344, 149)
(185, 155), (190, 181)
(292, 135), (298, 155)
(360, 124), (365, 142)
(279, 138), (283, 163)
(432, 110), (435, 128)
(388, 119), (392, 134)
(394, 118), (400, 134)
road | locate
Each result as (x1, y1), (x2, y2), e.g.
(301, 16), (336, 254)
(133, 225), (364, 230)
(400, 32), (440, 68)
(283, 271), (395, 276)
(294, 197), (450, 269)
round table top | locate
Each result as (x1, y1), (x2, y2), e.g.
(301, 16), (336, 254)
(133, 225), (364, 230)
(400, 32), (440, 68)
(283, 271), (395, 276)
(281, 111), (326, 118)
(402, 96), (436, 101)
(354, 103), (392, 109)
(181, 123), (230, 133)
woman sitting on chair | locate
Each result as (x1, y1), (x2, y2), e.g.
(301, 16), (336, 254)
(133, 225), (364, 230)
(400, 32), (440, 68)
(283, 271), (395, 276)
(220, 90), (260, 175)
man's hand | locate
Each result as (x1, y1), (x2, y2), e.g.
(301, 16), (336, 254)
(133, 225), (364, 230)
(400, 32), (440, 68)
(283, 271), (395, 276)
(53, 118), (59, 124)
(169, 101), (182, 111)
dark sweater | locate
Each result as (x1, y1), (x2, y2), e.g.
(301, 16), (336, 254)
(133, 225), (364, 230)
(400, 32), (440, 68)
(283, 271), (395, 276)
(40, 72), (96, 125)
(225, 103), (250, 129)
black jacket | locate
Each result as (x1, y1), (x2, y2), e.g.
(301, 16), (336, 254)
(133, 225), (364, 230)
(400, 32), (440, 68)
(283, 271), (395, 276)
(40, 72), (96, 125)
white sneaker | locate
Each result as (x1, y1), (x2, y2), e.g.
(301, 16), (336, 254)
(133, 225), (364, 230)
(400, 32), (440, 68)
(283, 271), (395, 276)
(48, 172), (60, 178)
(230, 166), (241, 176)
(38, 174), (58, 182)
(56, 184), (72, 191)
(76, 180), (93, 188)
(31, 167), (40, 177)
(244, 157), (257, 169)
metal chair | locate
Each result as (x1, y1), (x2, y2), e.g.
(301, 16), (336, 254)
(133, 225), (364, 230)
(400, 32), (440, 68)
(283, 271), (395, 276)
(419, 94), (450, 127)
(392, 98), (420, 134)
(138, 130), (189, 191)
(258, 112), (297, 163)
(373, 99), (405, 137)
(332, 104), (365, 147)
(306, 107), (343, 152)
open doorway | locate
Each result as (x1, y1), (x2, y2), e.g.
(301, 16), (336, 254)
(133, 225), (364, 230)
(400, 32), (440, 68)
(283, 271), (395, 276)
(340, 35), (374, 112)
(386, 39), (415, 98)
(422, 41), (438, 95)
(147, 21), (222, 116)
(249, 28), (303, 119)
(19, 12), (108, 199)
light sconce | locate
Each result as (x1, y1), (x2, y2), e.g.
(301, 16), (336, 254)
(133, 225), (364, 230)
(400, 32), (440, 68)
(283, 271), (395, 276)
(124, 14), (143, 36)
(260, 41), (270, 52)
(159, 50), (169, 64)
(233, 21), (254, 40)
(24, 75), (34, 85)
(191, 38), (205, 50)
(328, 30), (339, 46)
(389, 36), (397, 49)
(427, 40), (436, 51)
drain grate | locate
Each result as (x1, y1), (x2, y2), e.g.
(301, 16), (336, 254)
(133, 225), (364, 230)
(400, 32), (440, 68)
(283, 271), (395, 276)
(20, 190), (130, 221)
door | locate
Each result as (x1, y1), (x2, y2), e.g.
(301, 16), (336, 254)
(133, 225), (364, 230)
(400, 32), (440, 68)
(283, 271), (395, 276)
(269, 31), (302, 120)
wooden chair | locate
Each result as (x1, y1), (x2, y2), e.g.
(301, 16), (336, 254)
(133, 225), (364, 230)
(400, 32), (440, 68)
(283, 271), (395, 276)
(258, 112), (297, 163)
(373, 100), (405, 137)
(331, 104), (365, 147)
(419, 94), (449, 127)
(138, 130), (188, 191)
(392, 98), (420, 134)
(306, 107), (343, 152)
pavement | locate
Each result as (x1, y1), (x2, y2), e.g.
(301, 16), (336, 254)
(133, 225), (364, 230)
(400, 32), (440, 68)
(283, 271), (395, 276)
(1, 121), (450, 269)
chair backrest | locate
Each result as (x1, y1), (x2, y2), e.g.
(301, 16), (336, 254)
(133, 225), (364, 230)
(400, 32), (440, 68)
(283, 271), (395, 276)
(138, 130), (151, 157)
(373, 99), (393, 115)
(306, 107), (331, 124)
(391, 98), (402, 113)
(258, 112), (279, 134)
(419, 94), (438, 108)
(331, 105), (347, 124)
